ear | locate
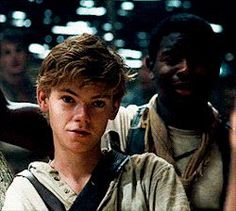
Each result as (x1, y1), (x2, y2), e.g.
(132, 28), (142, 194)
(109, 99), (120, 120)
(37, 89), (49, 112)
(143, 55), (153, 70)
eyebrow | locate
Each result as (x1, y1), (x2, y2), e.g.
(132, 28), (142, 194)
(59, 88), (112, 99)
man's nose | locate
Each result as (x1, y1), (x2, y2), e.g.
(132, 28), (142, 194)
(73, 104), (90, 123)
(176, 59), (188, 72)
(175, 59), (189, 77)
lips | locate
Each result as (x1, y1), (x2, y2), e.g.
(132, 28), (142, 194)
(69, 129), (91, 136)
(172, 82), (192, 95)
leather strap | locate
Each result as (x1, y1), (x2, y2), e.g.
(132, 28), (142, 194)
(18, 170), (66, 211)
(69, 150), (129, 211)
(18, 150), (129, 211)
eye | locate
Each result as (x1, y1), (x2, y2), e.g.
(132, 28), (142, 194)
(92, 100), (105, 108)
(162, 55), (183, 66)
(3, 50), (11, 56)
(61, 95), (75, 104)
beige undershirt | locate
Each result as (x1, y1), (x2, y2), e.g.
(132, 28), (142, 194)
(168, 126), (223, 209)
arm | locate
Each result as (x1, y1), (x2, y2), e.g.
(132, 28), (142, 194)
(2, 176), (48, 211)
(0, 89), (53, 157)
(149, 155), (190, 210)
(224, 103), (236, 211)
(131, 153), (190, 210)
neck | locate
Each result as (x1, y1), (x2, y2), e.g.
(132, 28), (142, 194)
(51, 148), (102, 193)
(157, 94), (211, 129)
(2, 72), (25, 86)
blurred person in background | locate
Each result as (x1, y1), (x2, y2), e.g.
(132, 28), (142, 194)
(0, 28), (42, 174)
(0, 87), (51, 209)
(0, 27), (36, 103)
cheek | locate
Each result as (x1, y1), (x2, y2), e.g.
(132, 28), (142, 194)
(91, 112), (110, 133)
(0, 57), (9, 64)
(48, 103), (66, 125)
(18, 53), (27, 62)
(155, 62), (172, 76)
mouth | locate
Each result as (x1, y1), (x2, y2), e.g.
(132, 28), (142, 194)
(68, 129), (91, 137)
(173, 82), (192, 96)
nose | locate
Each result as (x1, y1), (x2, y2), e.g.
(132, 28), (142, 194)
(73, 104), (90, 125)
(175, 59), (189, 78)
(176, 59), (188, 72)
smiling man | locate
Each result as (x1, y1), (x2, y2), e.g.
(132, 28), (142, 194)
(105, 13), (230, 210)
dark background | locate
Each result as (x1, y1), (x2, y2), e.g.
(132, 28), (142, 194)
(0, 0), (235, 117)
(0, 0), (235, 69)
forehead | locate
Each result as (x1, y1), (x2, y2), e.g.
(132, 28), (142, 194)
(159, 32), (188, 50)
(56, 81), (113, 97)
(0, 41), (24, 50)
(158, 32), (207, 57)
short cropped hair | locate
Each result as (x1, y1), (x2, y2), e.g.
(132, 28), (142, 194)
(37, 33), (131, 101)
(148, 13), (222, 73)
(0, 28), (29, 54)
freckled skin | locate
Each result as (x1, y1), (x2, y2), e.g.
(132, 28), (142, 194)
(38, 83), (118, 156)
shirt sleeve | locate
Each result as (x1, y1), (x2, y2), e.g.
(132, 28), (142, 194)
(144, 153), (190, 211)
(103, 105), (138, 152)
(2, 176), (48, 211)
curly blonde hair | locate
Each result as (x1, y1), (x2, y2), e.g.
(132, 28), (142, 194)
(37, 33), (132, 101)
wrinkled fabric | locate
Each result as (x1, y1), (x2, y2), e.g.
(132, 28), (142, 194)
(105, 95), (229, 210)
(0, 151), (13, 209)
(3, 153), (190, 211)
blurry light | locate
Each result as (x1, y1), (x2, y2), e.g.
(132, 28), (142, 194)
(102, 23), (112, 31)
(103, 33), (114, 42)
(165, 0), (181, 11)
(0, 14), (7, 23)
(44, 9), (52, 17)
(219, 65), (225, 76)
(117, 9), (128, 16)
(56, 36), (65, 44)
(124, 59), (142, 69)
(166, 0), (181, 8)
(80, 0), (94, 8)
(114, 22), (123, 30)
(12, 11), (26, 20)
(182, 1), (191, 9)
(29, 43), (50, 59)
(121, 2), (134, 10)
(36, 0), (43, 4)
(219, 62), (233, 77)
(225, 52), (234, 62)
(43, 17), (52, 25)
(137, 32), (147, 40)
(139, 40), (148, 47)
(76, 7), (106, 16)
(24, 19), (32, 27)
(114, 39), (125, 47)
(44, 35), (52, 43)
(210, 23), (223, 33)
(12, 19), (24, 27)
(52, 21), (97, 35)
(118, 49), (142, 59)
